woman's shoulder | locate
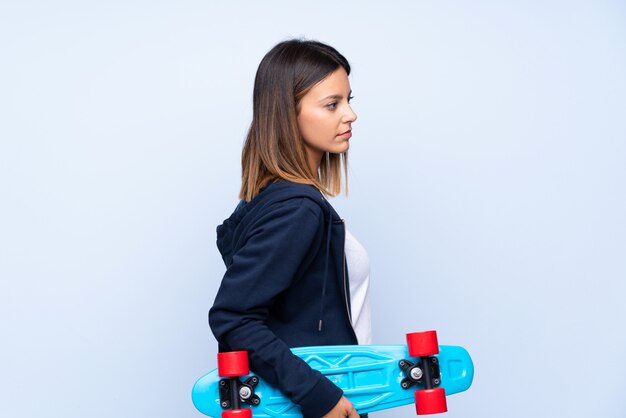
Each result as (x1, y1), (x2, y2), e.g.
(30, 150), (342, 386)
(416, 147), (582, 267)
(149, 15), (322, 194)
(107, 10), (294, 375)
(264, 179), (323, 196)
(233, 180), (342, 229)
(254, 180), (326, 209)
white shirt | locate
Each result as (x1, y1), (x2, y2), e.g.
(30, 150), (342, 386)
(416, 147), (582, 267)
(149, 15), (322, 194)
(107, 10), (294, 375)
(344, 227), (372, 344)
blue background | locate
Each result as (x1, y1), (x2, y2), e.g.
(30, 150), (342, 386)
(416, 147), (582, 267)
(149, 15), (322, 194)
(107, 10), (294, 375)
(1, 1), (625, 417)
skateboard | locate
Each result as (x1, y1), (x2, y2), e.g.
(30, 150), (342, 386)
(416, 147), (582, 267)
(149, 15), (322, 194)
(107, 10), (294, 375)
(192, 330), (473, 417)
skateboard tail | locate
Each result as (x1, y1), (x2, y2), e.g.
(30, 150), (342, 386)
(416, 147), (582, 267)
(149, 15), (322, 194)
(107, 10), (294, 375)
(438, 345), (474, 395)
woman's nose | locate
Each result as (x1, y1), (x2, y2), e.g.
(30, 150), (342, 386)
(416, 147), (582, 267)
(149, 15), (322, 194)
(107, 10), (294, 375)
(345, 105), (357, 123)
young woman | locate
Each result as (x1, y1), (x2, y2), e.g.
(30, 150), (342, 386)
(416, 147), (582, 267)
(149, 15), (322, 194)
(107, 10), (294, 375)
(209, 38), (371, 418)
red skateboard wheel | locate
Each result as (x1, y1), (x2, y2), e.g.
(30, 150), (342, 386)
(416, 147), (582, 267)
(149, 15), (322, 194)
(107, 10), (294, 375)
(217, 351), (249, 377)
(222, 409), (252, 418)
(406, 330), (439, 357)
(415, 388), (448, 415)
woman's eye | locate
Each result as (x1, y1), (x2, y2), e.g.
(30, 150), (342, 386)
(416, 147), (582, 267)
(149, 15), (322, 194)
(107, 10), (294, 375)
(327, 96), (354, 110)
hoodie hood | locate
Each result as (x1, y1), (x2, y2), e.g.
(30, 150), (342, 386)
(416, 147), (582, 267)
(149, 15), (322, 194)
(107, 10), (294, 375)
(216, 180), (337, 267)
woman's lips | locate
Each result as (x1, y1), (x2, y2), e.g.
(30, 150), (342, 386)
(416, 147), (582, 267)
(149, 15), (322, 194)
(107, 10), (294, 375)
(338, 130), (352, 138)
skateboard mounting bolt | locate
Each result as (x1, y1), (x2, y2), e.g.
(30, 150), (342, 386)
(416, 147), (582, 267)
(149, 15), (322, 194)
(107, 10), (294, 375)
(221, 401), (228, 408)
(239, 386), (252, 400)
(410, 367), (423, 381)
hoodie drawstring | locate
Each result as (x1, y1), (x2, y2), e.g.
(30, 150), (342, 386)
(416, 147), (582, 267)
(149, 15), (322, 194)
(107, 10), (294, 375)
(318, 200), (333, 332)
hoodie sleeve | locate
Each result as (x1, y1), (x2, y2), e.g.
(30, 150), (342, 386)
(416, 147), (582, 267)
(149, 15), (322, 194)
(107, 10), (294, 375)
(208, 197), (343, 418)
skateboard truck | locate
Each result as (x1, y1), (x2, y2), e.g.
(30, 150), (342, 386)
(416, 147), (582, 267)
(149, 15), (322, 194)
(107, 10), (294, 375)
(216, 351), (259, 418)
(399, 357), (441, 390)
(402, 331), (448, 415)
(219, 376), (260, 408)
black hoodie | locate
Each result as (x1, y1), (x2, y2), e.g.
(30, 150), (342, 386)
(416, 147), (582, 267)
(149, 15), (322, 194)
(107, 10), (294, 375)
(208, 180), (358, 417)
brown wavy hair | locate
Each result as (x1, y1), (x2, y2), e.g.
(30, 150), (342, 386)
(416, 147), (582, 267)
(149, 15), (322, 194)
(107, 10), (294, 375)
(239, 38), (351, 202)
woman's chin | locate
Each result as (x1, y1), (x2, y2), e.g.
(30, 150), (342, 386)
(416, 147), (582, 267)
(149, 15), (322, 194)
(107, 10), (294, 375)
(337, 141), (350, 153)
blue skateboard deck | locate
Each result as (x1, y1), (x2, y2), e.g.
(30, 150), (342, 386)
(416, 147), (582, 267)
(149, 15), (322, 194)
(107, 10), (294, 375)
(192, 343), (474, 417)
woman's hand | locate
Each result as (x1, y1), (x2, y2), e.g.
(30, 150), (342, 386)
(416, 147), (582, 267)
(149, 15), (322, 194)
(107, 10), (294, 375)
(322, 396), (359, 418)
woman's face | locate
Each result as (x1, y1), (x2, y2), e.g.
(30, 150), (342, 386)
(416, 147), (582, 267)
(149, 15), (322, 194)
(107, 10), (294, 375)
(297, 67), (357, 172)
